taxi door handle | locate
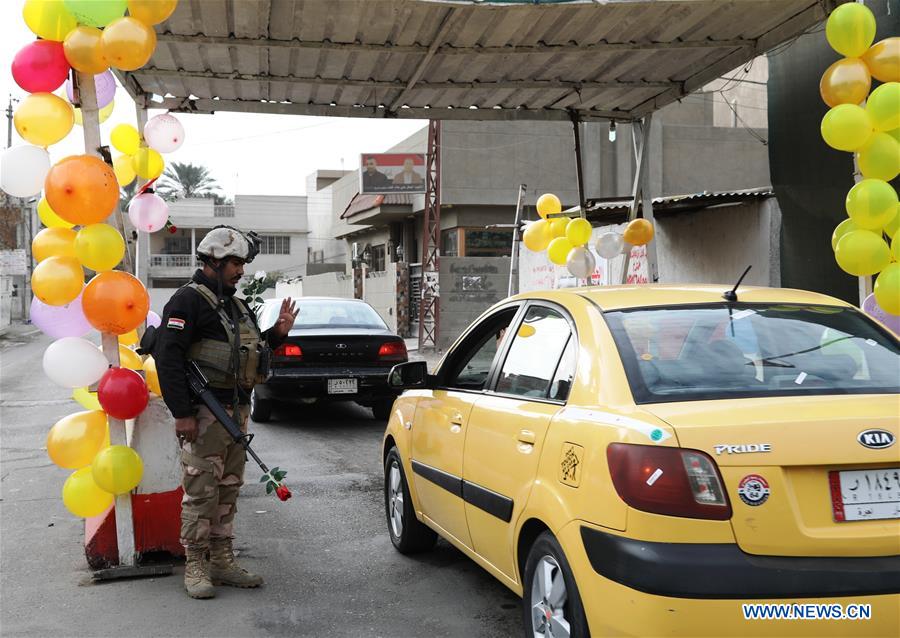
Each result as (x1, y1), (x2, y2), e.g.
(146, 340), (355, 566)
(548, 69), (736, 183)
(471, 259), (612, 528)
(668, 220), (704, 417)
(517, 430), (536, 445)
(449, 412), (464, 425)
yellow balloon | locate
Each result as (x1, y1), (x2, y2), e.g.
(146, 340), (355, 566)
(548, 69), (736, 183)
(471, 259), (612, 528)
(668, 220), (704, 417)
(118, 329), (139, 346)
(47, 410), (108, 469)
(866, 82), (900, 132)
(566, 218), (592, 247)
(831, 218), (859, 251)
(110, 123), (140, 155)
(101, 17), (157, 71)
(857, 133), (900, 182)
(75, 223), (125, 271)
(821, 104), (874, 151)
(23, 0), (78, 41)
(113, 153), (136, 185)
(112, 343), (143, 370)
(862, 37), (900, 84)
(884, 204), (900, 239)
(63, 466), (114, 517)
(127, 0), (178, 25)
(92, 445), (143, 495)
(845, 179), (899, 230)
(31, 255), (84, 306)
(549, 217), (570, 239)
(893, 233), (900, 262)
(536, 193), (562, 219)
(74, 99), (114, 126)
(63, 26), (109, 74)
(73, 386), (102, 411)
(623, 218), (655, 246)
(38, 198), (75, 229)
(32, 227), (77, 262)
(547, 237), (574, 266)
(825, 3), (876, 58)
(132, 147), (164, 180)
(819, 57), (871, 107)
(523, 219), (552, 252)
(874, 263), (900, 316)
(143, 355), (161, 395)
(14, 93), (74, 147)
(834, 230), (891, 276)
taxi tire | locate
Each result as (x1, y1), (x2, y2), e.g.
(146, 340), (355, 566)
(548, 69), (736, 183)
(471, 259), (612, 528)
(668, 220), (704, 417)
(522, 531), (590, 638)
(384, 447), (437, 554)
(250, 388), (272, 423)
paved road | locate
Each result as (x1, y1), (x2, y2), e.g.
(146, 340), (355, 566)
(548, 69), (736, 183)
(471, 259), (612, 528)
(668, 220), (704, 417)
(0, 330), (519, 638)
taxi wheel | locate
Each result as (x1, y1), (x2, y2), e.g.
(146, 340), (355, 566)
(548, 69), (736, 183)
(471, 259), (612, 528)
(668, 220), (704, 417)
(384, 447), (437, 554)
(523, 532), (589, 638)
(250, 388), (272, 423)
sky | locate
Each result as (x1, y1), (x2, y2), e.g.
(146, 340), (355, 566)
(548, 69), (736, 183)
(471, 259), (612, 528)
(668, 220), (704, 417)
(1, 2), (427, 198)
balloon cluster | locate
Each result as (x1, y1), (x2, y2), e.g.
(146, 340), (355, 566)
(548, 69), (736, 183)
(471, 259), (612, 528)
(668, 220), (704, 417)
(1, 0), (182, 518)
(522, 193), (655, 280)
(820, 4), (900, 317)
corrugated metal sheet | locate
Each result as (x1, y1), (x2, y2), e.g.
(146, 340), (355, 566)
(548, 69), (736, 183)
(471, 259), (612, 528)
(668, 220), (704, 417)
(586, 187), (774, 219)
(118, 0), (845, 122)
(341, 192), (413, 218)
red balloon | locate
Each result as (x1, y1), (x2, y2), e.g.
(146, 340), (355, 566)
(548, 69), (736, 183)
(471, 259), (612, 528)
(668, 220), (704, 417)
(12, 41), (70, 93)
(97, 367), (148, 420)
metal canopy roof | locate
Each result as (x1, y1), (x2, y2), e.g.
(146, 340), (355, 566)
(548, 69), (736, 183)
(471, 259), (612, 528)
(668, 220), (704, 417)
(118, 0), (843, 123)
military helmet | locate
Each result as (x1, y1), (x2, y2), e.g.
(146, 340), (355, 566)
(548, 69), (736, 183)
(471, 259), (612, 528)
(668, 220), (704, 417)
(196, 226), (260, 263)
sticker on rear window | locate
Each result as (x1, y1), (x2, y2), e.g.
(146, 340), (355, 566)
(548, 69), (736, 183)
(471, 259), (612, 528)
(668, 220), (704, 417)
(738, 474), (770, 506)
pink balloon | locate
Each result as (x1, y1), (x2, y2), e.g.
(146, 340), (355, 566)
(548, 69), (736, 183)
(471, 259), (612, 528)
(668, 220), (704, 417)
(12, 41), (70, 93)
(146, 310), (161, 328)
(862, 293), (900, 335)
(143, 114), (185, 153)
(65, 70), (116, 108)
(128, 193), (169, 233)
(30, 293), (93, 339)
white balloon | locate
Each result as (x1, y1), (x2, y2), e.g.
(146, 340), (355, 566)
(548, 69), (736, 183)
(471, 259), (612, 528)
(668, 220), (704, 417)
(0, 145), (51, 198)
(595, 232), (625, 259)
(143, 114), (185, 154)
(566, 246), (597, 279)
(42, 337), (109, 388)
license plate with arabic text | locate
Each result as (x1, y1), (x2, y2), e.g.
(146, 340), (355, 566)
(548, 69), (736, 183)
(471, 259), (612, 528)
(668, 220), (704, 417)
(327, 378), (358, 394)
(829, 468), (900, 522)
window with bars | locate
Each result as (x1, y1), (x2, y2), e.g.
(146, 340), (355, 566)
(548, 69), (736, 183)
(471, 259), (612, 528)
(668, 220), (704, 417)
(259, 235), (290, 255)
(370, 244), (386, 272)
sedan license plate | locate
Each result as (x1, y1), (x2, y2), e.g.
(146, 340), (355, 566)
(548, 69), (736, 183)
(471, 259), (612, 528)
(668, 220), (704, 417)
(829, 468), (900, 522)
(327, 378), (358, 395)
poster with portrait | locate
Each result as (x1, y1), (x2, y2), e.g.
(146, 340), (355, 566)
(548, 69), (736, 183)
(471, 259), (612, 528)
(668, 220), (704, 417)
(359, 153), (427, 194)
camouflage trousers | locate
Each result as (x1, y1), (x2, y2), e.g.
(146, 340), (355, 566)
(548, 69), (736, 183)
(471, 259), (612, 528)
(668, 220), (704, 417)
(179, 404), (249, 550)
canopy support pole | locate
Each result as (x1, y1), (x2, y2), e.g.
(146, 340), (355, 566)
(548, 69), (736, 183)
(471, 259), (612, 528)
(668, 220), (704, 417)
(508, 183), (527, 297)
(620, 115), (659, 284)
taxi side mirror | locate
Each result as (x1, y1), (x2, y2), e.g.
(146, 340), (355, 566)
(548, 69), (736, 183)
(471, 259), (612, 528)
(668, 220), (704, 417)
(388, 361), (430, 389)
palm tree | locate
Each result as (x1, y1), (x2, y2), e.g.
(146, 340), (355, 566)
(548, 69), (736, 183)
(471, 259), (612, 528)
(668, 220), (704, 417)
(156, 162), (221, 201)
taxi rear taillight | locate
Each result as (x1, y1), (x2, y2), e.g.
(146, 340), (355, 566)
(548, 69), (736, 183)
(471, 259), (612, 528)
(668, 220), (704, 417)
(607, 443), (732, 520)
(275, 344), (302, 358)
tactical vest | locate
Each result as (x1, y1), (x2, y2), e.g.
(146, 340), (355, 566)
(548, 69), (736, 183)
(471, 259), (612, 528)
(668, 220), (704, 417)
(185, 282), (268, 392)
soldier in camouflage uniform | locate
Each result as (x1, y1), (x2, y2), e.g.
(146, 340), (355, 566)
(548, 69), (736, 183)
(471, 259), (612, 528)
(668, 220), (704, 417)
(155, 226), (297, 599)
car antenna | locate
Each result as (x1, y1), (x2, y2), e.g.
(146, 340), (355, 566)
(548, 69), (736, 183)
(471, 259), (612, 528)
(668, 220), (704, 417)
(723, 265), (752, 303)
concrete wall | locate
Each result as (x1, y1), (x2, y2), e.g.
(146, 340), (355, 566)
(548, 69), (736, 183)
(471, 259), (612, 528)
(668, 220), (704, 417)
(439, 257), (511, 350)
(301, 271), (353, 298)
(363, 269), (398, 333)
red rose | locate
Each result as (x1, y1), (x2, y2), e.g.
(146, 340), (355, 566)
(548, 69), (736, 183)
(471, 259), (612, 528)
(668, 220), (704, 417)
(275, 484), (292, 501)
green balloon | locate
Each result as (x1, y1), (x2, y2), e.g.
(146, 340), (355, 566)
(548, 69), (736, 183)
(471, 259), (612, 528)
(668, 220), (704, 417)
(831, 218), (858, 251)
(845, 179), (899, 230)
(834, 230), (891, 276)
(63, 0), (126, 28)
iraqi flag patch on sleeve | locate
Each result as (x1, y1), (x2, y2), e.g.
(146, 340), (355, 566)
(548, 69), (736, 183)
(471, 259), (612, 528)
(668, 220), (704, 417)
(167, 317), (186, 330)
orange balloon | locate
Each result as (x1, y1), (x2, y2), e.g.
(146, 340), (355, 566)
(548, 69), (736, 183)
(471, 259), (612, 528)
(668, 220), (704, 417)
(127, 0), (178, 25)
(83, 271), (150, 335)
(31, 256), (84, 306)
(101, 17), (156, 71)
(63, 26), (108, 74)
(32, 227), (77, 262)
(819, 58), (872, 107)
(862, 37), (900, 83)
(623, 218), (655, 246)
(44, 155), (120, 226)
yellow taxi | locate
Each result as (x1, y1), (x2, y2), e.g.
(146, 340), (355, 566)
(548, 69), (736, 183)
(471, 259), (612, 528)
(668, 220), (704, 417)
(381, 285), (900, 637)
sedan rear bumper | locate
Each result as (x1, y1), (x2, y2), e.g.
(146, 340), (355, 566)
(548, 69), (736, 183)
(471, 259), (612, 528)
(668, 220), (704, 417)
(259, 365), (399, 402)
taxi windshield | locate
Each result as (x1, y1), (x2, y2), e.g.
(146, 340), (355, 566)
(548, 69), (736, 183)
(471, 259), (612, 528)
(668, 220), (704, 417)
(605, 303), (900, 404)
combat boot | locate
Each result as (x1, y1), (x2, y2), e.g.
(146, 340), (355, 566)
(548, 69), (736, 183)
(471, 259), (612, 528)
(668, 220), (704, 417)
(184, 546), (215, 599)
(209, 537), (264, 588)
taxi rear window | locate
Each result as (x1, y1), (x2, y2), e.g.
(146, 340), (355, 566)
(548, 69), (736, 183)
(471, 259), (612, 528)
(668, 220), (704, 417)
(604, 303), (900, 404)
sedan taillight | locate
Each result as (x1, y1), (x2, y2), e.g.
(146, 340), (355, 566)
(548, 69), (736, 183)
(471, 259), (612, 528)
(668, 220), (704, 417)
(275, 344), (302, 358)
(378, 340), (408, 361)
(606, 443), (731, 520)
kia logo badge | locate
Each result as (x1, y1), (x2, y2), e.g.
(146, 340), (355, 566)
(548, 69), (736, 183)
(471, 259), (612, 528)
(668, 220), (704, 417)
(335, 343), (348, 350)
(857, 429), (895, 450)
